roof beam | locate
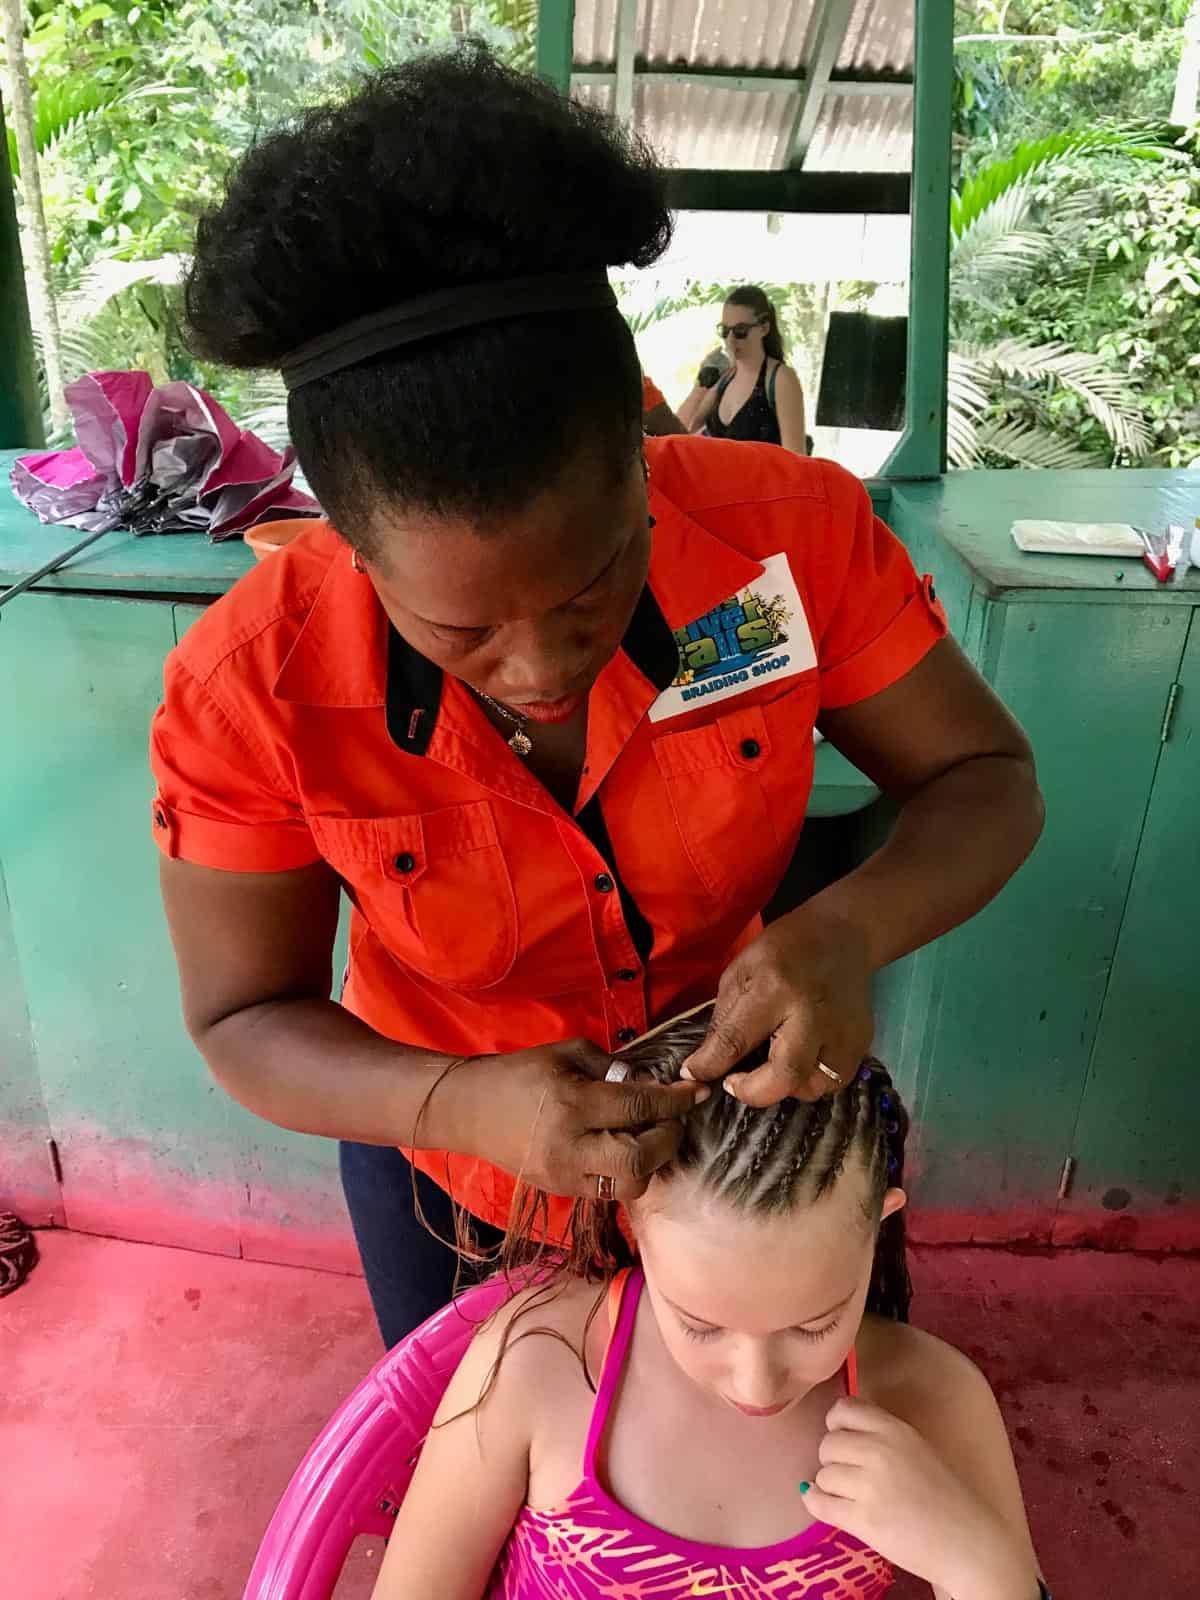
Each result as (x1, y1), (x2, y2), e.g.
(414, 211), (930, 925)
(785, 0), (858, 169)
(571, 66), (912, 97)
(613, 0), (639, 123)
(665, 169), (910, 215)
(831, 75), (913, 97)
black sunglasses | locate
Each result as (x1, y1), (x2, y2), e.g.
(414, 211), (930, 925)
(718, 319), (766, 340)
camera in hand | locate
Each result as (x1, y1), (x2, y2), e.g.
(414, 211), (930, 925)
(697, 347), (730, 389)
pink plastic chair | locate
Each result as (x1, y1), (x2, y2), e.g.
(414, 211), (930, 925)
(243, 1276), (512, 1600)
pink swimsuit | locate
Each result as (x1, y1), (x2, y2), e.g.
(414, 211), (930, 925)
(486, 1267), (893, 1599)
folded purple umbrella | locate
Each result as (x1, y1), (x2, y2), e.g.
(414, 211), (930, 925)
(10, 370), (319, 540)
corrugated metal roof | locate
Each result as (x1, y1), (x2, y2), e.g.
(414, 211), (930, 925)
(837, 0), (914, 76)
(575, 79), (801, 170)
(578, 0), (815, 72)
(806, 91), (913, 172)
(572, 0), (914, 173)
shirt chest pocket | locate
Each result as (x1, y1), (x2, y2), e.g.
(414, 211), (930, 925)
(310, 801), (519, 992)
(651, 696), (816, 905)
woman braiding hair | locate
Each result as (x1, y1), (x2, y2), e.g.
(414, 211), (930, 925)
(155, 43), (1040, 1352)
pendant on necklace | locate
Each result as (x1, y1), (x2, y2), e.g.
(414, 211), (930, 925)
(508, 729), (533, 757)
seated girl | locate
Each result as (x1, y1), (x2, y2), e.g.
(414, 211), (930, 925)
(373, 1012), (1045, 1600)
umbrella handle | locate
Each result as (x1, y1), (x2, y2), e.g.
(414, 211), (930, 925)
(0, 527), (116, 612)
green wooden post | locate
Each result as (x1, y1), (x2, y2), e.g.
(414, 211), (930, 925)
(881, 0), (952, 480)
(0, 95), (43, 449)
(536, 0), (576, 95)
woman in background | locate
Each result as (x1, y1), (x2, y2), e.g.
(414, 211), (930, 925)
(679, 285), (809, 455)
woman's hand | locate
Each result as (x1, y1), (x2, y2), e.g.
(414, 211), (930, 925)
(803, 1398), (1041, 1600)
(448, 1039), (708, 1200)
(681, 903), (874, 1104)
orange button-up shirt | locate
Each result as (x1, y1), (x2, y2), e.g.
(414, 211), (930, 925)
(150, 440), (946, 1231)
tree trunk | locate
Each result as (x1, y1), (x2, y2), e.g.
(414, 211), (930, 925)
(1172, 1), (1200, 126)
(0, 0), (68, 432)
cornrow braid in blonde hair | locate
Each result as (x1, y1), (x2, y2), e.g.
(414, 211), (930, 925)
(611, 1005), (911, 1320)
(449, 1007), (912, 1419)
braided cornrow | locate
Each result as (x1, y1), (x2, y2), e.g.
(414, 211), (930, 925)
(483, 1005), (913, 1361)
(762, 1096), (833, 1213)
(616, 1006), (912, 1321)
(857, 1059), (912, 1321)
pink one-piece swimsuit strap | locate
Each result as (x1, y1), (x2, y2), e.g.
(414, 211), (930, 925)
(485, 1266), (894, 1599)
(581, 1265), (641, 1478)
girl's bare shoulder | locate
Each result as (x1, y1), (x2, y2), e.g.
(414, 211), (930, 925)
(856, 1313), (999, 1429)
(456, 1274), (607, 1417)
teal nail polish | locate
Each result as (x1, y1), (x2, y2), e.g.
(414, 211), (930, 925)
(798, 1481), (811, 1495)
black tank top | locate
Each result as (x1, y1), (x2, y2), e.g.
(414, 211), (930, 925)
(706, 357), (781, 445)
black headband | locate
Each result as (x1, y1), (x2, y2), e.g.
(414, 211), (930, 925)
(279, 270), (618, 391)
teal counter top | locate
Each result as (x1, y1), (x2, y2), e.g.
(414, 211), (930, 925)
(8, 453), (1198, 603)
(0, 449), (255, 595)
(893, 469), (1200, 601)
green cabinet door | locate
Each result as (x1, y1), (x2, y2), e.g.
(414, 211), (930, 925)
(872, 598), (1191, 1244)
(0, 594), (240, 1252)
(1054, 611), (1200, 1249)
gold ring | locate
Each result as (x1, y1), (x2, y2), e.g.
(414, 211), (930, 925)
(595, 1174), (617, 1202)
(815, 1060), (843, 1086)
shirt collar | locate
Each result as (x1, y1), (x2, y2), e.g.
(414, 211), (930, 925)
(272, 490), (766, 744)
(643, 483), (766, 633)
(273, 529), (389, 707)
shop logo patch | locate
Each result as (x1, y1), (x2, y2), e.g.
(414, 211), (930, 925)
(648, 551), (815, 722)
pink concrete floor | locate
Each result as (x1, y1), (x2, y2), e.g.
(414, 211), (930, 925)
(2, 1230), (1198, 1600)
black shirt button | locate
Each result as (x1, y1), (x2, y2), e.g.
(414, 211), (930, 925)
(154, 809), (167, 829)
(616, 969), (639, 983)
(929, 582), (937, 601)
(740, 738), (761, 759)
(616, 1027), (638, 1044)
(594, 872), (615, 894)
(393, 852), (416, 873)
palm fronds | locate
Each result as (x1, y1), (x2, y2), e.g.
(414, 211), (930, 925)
(619, 283), (718, 336)
(951, 181), (1055, 301)
(948, 340), (1150, 467)
(951, 125), (1179, 242)
(969, 419), (1104, 470)
(7, 78), (182, 175)
(974, 338), (1151, 458)
(486, 0), (538, 68)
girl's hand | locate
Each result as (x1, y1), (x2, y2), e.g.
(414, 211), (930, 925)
(802, 1397), (1040, 1600)
(452, 1039), (708, 1201)
(681, 904), (874, 1104)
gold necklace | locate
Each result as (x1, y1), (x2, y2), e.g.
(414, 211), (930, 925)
(475, 689), (533, 757)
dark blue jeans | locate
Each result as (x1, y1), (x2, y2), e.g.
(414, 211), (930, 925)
(339, 1141), (505, 1348)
